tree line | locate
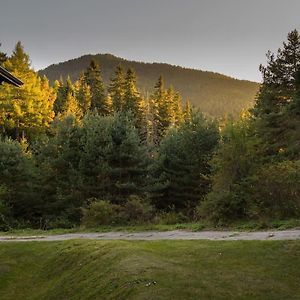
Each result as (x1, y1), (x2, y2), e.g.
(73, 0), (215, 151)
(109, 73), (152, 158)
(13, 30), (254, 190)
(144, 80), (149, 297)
(0, 30), (300, 230)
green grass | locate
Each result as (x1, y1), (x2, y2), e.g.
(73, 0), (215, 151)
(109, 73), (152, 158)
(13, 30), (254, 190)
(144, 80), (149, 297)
(1, 219), (299, 237)
(0, 240), (299, 299)
(0, 223), (204, 236)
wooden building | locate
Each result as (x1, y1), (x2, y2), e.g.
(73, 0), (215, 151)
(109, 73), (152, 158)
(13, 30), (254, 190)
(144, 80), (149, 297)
(0, 66), (23, 87)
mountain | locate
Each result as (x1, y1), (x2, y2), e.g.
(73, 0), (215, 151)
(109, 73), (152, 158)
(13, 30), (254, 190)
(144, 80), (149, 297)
(39, 54), (260, 117)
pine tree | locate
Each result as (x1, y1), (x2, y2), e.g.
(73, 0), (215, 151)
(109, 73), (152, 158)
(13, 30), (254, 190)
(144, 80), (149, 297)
(0, 42), (55, 139)
(123, 69), (146, 132)
(59, 91), (83, 120)
(53, 77), (75, 115)
(183, 99), (192, 122)
(108, 65), (125, 112)
(253, 30), (300, 158)
(149, 76), (166, 144)
(83, 60), (108, 114)
(104, 94), (113, 115)
(172, 92), (183, 125)
(259, 29), (300, 98)
(162, 86), (176, 127)
(76, 75), (92, 115)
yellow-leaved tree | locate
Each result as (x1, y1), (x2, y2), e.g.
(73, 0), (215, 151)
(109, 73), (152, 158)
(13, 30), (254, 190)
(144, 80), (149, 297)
(0, 42), (55, 139)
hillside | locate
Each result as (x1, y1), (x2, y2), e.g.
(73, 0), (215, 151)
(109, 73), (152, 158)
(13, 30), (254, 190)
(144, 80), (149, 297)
(39, 54), (260, 117)
(0, 240), (299, 300)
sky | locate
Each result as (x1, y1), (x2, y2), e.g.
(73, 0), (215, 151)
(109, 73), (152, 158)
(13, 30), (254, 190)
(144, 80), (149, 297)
(1, 0), (300, 82)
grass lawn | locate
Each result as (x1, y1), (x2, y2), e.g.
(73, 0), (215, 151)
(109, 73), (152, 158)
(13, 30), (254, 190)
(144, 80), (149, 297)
(0, 240), (299, 300)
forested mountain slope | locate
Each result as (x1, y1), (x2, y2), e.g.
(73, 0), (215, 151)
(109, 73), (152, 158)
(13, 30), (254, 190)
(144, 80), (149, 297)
(40, 54), (259, 117)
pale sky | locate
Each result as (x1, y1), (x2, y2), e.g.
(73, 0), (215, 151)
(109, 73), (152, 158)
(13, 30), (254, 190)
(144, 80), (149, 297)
(1, 0), (300, 82)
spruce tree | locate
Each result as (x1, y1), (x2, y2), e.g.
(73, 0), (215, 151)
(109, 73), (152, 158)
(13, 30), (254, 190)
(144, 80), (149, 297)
(76, 75), (92, 115)
(53, 77), (75, 115)
(172, 92), (183, 125)
(79, 113), (148, 203)
(149, 76), (166, 144)
(162, 86), (176, 127)
(123, 68), (146, 132)
(59, 91), (82, 120)
(183, 99), (192, 122)
(108, 65), (125, 112)
(106, 113), (148, 203)
(83, 60), (109, 114)
(149, 111), (219, 211)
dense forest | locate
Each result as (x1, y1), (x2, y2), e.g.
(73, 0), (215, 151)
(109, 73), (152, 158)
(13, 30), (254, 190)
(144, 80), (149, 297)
(40, 53), (259, 118)
(0, 30), (299, 230)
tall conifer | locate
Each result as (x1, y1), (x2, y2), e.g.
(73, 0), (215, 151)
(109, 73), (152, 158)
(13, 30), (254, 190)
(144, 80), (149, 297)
(83, 60), (109, 114)
(108, 65), (125, 112)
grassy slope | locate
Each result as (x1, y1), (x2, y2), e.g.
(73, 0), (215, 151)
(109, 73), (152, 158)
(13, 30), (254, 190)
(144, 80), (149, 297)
(0, 240), (299, 300)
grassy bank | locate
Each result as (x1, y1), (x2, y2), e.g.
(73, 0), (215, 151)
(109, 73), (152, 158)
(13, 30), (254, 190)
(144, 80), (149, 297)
(0, 240), (300, 299)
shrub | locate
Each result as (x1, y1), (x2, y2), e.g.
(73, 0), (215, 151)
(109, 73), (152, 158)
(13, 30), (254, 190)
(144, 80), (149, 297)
(120, 196), (154, 224)
(246, 160), (300, 219)
(197, 188), (245, 224)
(81, 196), (155, 227)
(81, 199), (121, 227)
(199, 160), (300, 223)
(157, 209), (188, 225)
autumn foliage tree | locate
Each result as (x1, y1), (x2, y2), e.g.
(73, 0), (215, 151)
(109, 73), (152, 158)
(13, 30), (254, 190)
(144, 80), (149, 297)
(0, 42), (55, 139)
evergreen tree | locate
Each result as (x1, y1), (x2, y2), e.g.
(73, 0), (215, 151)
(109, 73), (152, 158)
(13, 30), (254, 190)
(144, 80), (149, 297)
(0, 138), (38, 223)
(76, 75), (92, 115)
(104, 94), (113, 115)
(149, 111), (219, 212)
(53, 77), (75, 115)
(106, 113), (148, 203)
(123, 68), (146, 132)
(253, 29), (300, 158)
(79, 113), (148, 204)
(83, 60), (109, 114)
(108, 65), (125, 112)
(172, 92), (183, 125)
(183, 99), (192, 122)
(34, 116), (84, 224)
(161, 86), (176, 128)
(149, 76), (166, 143)
(259, 29), (300, 98)
(59, 91), (82, 120)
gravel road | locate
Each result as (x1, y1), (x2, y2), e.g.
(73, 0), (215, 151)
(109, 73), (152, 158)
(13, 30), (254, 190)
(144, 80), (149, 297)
(0, 229), (300, 242)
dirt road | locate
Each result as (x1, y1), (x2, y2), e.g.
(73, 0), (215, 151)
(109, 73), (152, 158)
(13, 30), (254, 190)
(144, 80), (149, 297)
(0, 229), (300, 242)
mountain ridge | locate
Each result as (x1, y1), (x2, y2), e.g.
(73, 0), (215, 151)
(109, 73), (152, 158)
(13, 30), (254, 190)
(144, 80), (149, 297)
(39, 53), (260, 117)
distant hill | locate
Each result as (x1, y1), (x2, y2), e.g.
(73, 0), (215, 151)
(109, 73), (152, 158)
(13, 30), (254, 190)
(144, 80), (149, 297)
(39, 54), (260, 117)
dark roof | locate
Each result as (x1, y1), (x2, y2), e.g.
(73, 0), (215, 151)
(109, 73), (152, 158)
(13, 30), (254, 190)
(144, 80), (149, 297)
(0, 66), (23, 87)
